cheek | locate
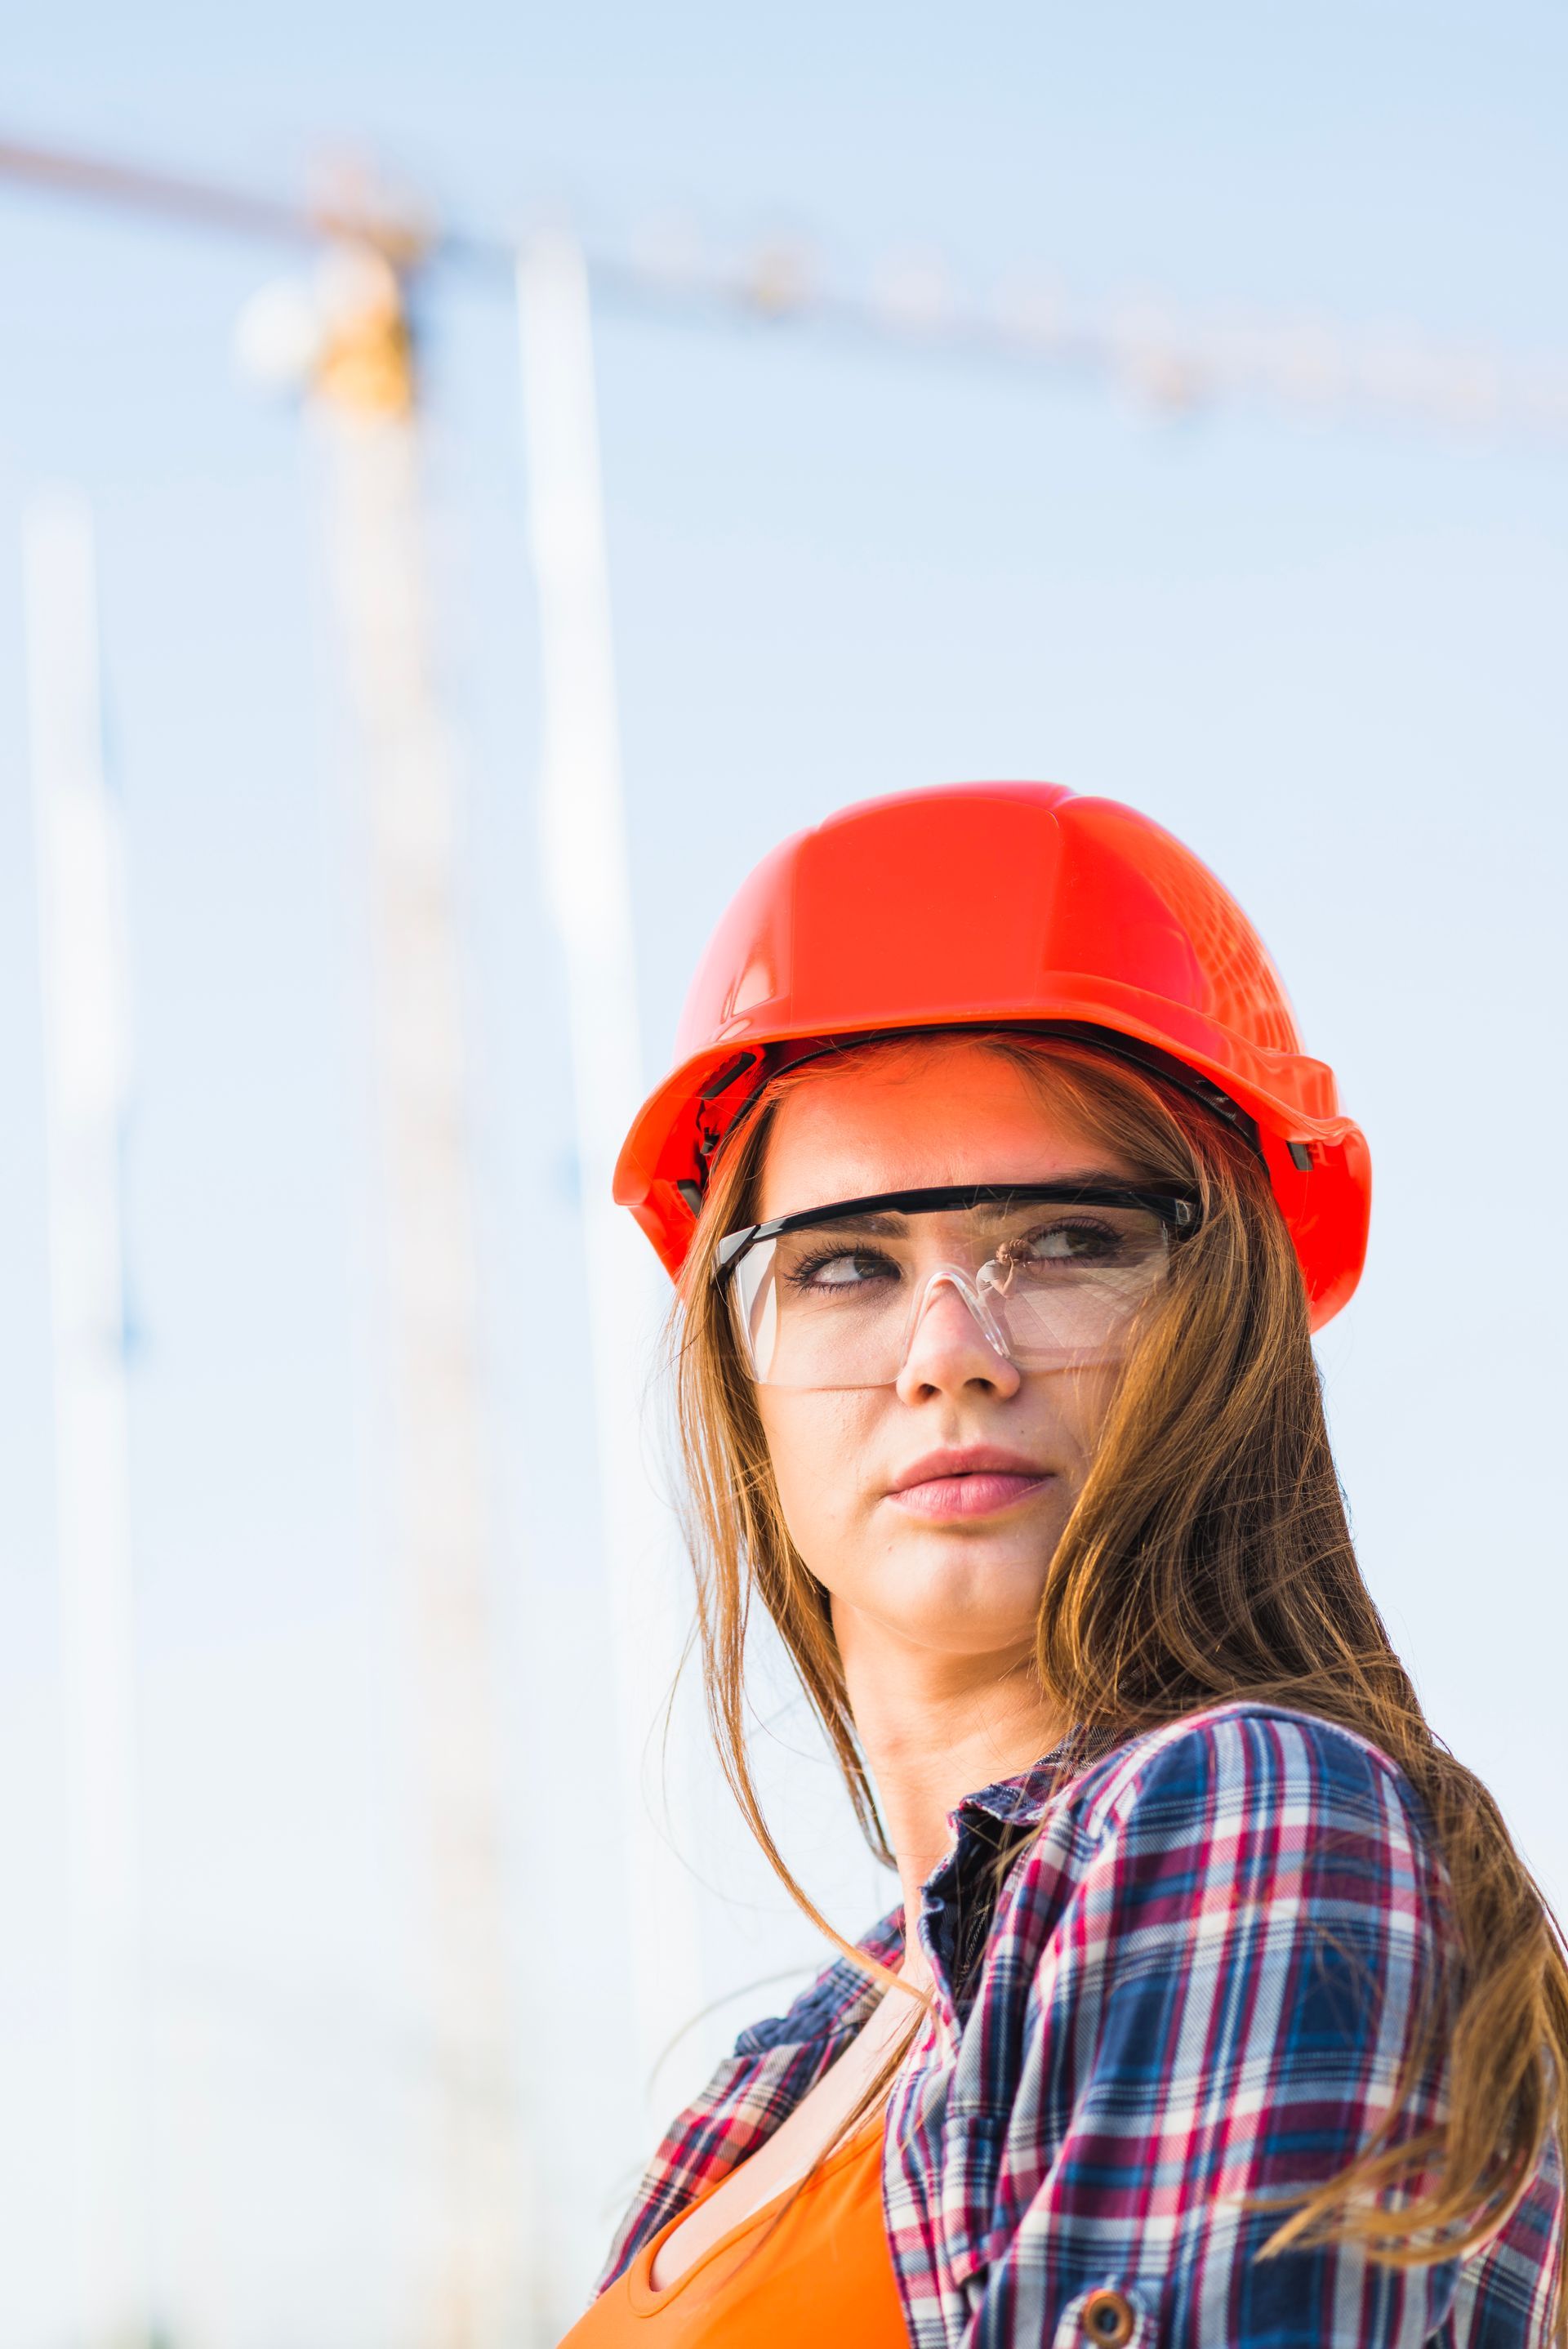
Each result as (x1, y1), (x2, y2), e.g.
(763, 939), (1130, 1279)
(1050, 1364), (1123, 1469)
(756, 1391), (881, 1565)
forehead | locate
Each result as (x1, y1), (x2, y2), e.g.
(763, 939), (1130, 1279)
(756, 1045), (1131, 1223)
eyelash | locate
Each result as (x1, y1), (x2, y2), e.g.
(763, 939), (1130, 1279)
(785, 1244), (892, 1289)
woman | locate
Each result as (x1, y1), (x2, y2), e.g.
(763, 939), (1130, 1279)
(562, 782), (1565, 2347)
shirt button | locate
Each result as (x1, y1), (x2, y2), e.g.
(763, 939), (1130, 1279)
(1080, 2288), (1136, 2347)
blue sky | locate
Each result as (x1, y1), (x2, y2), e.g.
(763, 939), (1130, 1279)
(2, 6), (1566, 2343)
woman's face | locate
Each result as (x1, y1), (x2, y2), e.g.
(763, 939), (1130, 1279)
(752, 1045), (1136, 1669)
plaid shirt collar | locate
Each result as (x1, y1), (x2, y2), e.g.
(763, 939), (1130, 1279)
(952, 1732), (1083, 1824)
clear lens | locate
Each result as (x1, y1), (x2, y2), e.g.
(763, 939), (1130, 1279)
(728, 1199), (1172, 1388)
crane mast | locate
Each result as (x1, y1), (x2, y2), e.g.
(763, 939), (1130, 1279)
(515, 229), (704, 2128)
(310, 241), (535, 2349)
(27, 488), (152, 2349)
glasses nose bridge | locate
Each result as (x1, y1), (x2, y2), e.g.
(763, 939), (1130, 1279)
(898, 1260), (1013, 1372)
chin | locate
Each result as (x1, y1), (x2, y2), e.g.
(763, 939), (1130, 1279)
(873, 1543), (1052, 1655)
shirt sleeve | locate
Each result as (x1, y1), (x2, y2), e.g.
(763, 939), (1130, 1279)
(960, 1709), (1462, 2349)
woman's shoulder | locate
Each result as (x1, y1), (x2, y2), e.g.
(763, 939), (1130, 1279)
(977, 1698), (1457, 2035)
(1037, 1697), (1446, 1893)
(727, 1705), (1444, 2057)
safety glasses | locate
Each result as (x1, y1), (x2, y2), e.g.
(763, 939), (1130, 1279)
(715, 1182), (1196, 1391)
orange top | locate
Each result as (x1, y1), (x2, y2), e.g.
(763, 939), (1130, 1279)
(556, 2115), (907, 2348)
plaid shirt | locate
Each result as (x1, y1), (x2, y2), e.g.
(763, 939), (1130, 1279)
(595, 1701), (1563, 2345)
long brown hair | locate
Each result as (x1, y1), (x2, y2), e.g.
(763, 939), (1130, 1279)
(665, 1029), (1567, 2298)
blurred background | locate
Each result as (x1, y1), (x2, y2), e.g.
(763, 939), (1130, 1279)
(2, 5), (1566, 2345)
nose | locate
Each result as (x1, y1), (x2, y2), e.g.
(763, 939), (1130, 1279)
(893, 1269), (1022, 1405)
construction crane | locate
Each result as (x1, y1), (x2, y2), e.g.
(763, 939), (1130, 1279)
(12, 146), (542, 2349)
(4, 130), (1564, 441)
(3, 130), (721, 2338)
(298, 232), (537, 2349)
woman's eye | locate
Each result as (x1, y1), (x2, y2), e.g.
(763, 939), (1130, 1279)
(791, 1248), (893, 1291)
(1005, 1219), (1118, 1266)
(1037, 1225), (1100, 1259)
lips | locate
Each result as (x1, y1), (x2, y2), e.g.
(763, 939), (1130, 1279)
(886, 1446), (1054, 1520)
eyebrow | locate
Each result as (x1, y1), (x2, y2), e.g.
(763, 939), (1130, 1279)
(788, 1209), (909, 1237)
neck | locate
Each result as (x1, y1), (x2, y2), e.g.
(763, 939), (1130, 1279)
(835, 1609), (1067, 1990)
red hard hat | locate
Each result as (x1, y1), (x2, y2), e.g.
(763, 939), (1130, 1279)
(614, 782), (1370, 1328)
